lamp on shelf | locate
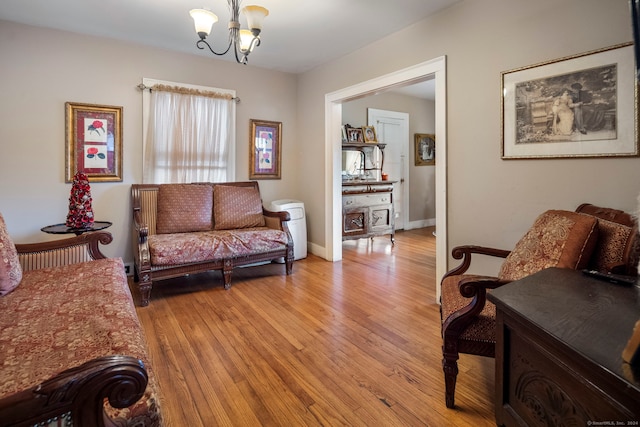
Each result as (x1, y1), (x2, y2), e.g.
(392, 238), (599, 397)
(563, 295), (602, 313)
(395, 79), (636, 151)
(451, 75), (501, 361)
(189, 1), (269, 64)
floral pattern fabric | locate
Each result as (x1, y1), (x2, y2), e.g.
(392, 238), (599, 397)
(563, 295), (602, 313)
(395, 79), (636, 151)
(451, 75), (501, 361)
(156, 184), (213, 234)
(498, 210), (598, 282)
(590, 218), (633, 272)
(148, 227), (289, 266)
(0, 212), (22, 296)
(0, 258), (162, 426)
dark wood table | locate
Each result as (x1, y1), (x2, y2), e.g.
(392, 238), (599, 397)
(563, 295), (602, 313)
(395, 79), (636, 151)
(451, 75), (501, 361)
(488, 267), (640, 426)
(41, 221), (112, 236)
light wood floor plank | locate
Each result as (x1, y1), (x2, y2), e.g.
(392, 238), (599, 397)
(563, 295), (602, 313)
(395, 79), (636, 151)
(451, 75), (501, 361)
(134, 227), (495, 426)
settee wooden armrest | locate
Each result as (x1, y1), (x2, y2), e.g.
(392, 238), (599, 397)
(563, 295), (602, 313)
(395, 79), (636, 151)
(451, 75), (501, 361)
(0, 355), (148, 427)
(15, 231), (113, 271)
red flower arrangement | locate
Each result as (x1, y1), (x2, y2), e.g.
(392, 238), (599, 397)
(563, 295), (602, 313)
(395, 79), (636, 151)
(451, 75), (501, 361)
(65, 172), (95, 229)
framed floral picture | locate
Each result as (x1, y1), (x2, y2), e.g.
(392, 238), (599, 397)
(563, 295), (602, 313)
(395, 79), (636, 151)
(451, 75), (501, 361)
(250, 119), (282, 179)
(501, 43), (638, 159)
(65, 102), (123, 182)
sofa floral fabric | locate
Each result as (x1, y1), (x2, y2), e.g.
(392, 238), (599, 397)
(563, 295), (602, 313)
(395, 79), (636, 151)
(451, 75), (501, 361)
(148, 227), (289, 266)
(0, 213), (22, 296)
(213, 185), (266, 230)
(156, 184), (213, 234)
(0, 257), (162, 426)
(498, 210), (598, 282)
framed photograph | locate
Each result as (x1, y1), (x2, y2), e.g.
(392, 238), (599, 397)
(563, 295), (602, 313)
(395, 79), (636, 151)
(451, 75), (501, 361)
(65, 102), (123, 182)
(415, 133), (435, 166)
(362, 126), (377, 143)
(346, 127), (363, 143)
(250, 119), (282, 179)
(501, 43), (638, 159)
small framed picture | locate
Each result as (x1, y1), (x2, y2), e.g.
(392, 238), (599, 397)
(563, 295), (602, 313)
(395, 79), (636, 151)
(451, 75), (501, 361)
(249, 119), (282, 179)
(415, 133), (435, 166)
(362, 126), (377, 143)
(347, 127), (363, 143)
(65, 102), (123, 182)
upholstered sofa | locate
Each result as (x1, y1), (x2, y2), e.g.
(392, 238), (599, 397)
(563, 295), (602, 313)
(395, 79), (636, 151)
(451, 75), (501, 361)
(131, 181), (294, 306)
(0, 216), (162, 426)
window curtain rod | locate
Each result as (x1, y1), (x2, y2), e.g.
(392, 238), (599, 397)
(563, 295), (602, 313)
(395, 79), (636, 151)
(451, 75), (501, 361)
(136, 83), (240, 103)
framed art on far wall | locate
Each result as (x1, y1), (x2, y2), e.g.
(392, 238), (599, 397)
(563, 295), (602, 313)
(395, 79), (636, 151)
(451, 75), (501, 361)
(501, 43), (638, 159)
(65, 102), (123, 182)
(415, 133), (435, 166)
(250, 119), (282, 179)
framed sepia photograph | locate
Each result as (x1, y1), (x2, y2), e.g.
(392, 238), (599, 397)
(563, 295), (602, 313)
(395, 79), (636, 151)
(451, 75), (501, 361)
(250, 119), (282, 179)
(415, 133), (435, 166)
(501, 43), (638, 159)
(346, 127), (363, 143)
(65, 102), (123, 182)
(362, 126), (377, 143)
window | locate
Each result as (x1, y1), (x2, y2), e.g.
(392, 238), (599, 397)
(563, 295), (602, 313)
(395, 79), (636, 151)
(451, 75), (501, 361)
(142, 78), (236, 183)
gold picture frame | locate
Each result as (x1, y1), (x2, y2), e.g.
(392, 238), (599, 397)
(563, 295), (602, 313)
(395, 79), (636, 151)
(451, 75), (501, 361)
(249, 119), (282, 179)
(65, 102), (123, 182)
(501, 43), (638, 159)
(415, 133), (435, 166)
(362, 126), (377, 143)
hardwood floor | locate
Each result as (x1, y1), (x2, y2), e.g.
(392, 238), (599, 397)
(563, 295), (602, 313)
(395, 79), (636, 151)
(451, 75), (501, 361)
(133, 227), (495, 426)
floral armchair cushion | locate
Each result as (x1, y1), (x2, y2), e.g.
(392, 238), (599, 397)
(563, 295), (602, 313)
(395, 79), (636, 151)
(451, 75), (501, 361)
(0, 213), (22, 296)
(589, 218), (634, 273)
(498, 210), (598, 282)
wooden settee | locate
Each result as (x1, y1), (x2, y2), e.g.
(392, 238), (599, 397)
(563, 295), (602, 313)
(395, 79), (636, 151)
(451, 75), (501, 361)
(0, 222), (162, 427)
(131, 181), (294, 306)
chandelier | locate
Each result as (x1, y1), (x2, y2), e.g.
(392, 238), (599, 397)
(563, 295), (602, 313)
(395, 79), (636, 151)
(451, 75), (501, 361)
(189, 1), (269, 64)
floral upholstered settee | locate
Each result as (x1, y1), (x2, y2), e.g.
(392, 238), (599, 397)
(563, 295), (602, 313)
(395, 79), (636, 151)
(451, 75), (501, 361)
(131, 181), (294, 306)
(0, 215), (162, 427)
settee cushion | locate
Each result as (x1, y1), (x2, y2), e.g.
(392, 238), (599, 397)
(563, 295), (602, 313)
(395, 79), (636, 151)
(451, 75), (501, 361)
(213, 185), (266, 230)
(0, 213), (22, 296)
(589, 218), (633, 273)
(156, 184), (213, 234)
(498, 210), (598, 281)
(148, 228), (288, 266)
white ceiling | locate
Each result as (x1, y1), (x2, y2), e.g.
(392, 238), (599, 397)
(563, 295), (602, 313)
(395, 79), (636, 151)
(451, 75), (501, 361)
(0, 0), (459, 75)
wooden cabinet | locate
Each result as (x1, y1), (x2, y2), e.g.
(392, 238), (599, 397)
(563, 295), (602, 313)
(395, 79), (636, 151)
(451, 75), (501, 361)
(342, 182), (394, 243)
(488, 268), (640, 426)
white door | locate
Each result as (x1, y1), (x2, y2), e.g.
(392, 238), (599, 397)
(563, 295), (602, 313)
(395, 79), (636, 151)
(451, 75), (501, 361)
(368, 108), (409, 231)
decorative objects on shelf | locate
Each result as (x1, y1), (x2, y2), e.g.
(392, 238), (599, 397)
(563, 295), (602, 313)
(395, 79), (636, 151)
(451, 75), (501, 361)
(65, 102), (123, 182)
(362, 126), (377, 143)
(189, 1), (269, 65)
(65, 172), (94, 229)
(501, 43), (638, 159)
(415, 133), (435, 166)
(249, 119), (282, 179)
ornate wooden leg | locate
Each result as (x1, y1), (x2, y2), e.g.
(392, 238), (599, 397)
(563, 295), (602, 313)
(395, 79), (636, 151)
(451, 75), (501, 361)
(138, 274), (152, 307)
(442, 339), (460, 409)
(223, 259), (233, 290)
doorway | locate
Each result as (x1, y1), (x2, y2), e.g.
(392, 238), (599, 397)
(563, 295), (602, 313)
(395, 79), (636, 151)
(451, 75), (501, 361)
(368, 108), (409, 231)
(325, 56), (448, 301)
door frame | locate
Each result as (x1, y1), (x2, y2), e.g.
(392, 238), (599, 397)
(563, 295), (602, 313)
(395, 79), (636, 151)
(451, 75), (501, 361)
(324, 56), (448, 301)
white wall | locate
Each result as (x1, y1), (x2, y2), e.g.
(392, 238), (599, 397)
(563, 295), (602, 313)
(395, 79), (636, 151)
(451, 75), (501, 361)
(296, 0), (640, 274)
(0, 21), (299, 264)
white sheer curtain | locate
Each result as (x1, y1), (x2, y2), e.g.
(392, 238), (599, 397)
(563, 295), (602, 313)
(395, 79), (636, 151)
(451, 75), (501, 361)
(143, 84), (235, 184)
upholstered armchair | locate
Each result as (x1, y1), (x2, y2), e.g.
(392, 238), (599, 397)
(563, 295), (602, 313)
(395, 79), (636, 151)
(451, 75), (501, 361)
(440, 204), (639, 409)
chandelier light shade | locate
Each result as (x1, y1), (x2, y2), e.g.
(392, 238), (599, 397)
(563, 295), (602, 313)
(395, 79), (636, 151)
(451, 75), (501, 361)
(189, 1), (269, 64)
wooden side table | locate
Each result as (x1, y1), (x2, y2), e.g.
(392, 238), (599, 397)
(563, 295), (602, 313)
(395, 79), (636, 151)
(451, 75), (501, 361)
(488, 267), (640, 426)
(41, 221), (112, 236)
